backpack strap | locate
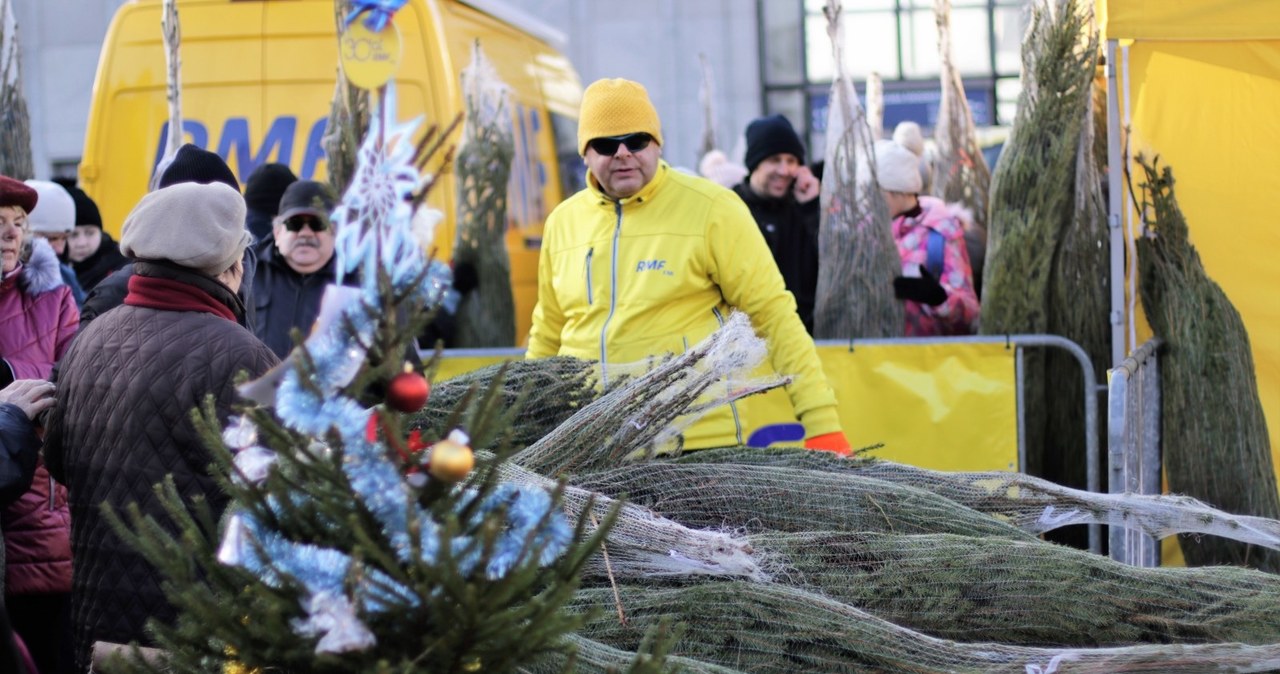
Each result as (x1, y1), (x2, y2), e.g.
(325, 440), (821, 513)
(925, 229), (945, 279)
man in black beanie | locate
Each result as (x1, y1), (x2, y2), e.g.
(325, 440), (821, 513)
(242, 163), (297, 243)
(153, 143), (240, 192)
(732, 114), (821, 334)
(78, 144), (259, 331)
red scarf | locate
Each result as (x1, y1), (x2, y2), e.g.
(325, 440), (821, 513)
(124, 274), (236, 322)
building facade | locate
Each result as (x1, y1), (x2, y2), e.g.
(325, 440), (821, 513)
(13, 0), (1027, 179)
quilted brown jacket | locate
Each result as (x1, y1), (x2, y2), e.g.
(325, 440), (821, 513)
(43, 262), (277, 672)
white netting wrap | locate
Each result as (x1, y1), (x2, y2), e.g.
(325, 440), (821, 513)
(415, 310), (1280, 673)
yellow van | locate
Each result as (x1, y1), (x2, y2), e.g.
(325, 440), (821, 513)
(79, 0), (586, 343)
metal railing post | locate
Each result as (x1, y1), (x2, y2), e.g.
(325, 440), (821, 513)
(1107, 338), (1162, 566)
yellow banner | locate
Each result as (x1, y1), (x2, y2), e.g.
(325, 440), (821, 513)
(434, 342), (1020, 474)
(739, 342), (1018, 472)
(1104, 0), (1280, 41)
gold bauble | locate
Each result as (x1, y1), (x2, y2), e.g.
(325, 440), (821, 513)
(428, 439), (474, 482)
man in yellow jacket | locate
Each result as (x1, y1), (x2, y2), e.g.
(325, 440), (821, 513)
(527, 77), (850, 453)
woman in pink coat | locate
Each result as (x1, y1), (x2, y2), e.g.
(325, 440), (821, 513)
(0, 175), (78, 674)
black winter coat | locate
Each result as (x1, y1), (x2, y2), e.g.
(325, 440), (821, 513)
(0, 404), (38, 509)
(244, 208), (274, 245)
(69, 233), (128, 292)
(732, 183), (820, 334)
(0, 403), (40, 600)
(78, 247), (259, 333)
(44, 263), (278, 672)
(251, 238), (335, 359)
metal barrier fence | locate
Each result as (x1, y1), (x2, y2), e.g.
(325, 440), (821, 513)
(827, 335), (1106, 553)
(1107, 338), (1163, 567)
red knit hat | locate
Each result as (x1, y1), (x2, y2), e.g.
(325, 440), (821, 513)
(0, 175), (37, 213)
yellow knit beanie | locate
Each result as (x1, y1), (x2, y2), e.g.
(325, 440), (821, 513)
(577, 78), (664, 155)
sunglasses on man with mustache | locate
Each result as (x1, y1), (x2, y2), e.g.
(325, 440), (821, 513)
(282, 215), (330, 233)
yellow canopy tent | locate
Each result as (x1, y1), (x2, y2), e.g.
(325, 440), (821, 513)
(1100, 0), (1280, 552)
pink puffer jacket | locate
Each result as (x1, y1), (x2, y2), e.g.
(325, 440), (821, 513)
(0, 237), (77, 596)
(0, 238), (78, 379)
(2, 460), (71, 594)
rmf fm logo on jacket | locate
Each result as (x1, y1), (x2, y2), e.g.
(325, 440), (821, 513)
(635, 259), (673, 276)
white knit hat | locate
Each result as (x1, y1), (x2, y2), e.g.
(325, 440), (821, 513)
(873, 139), (923, 194)
(122, 181), (250, 277)
(23, 180), (75, 234)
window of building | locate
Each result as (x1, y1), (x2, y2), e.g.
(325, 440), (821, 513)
(761, 0), (1029, 152)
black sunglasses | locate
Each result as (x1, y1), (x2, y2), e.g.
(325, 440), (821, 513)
(282, 215), (329, 233)
(588, 133), (652, 157)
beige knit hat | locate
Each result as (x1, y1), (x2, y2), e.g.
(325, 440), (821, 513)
(873, 139), (923, 194)
(577, 78), (664, 155)
(121, 181), (250, 277)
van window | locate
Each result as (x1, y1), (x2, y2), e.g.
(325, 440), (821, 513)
(550, 112), (586, 197)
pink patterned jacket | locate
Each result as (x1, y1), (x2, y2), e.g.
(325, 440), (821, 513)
(892, 196), (980, 336)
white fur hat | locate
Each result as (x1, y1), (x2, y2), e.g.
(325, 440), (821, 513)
(874, 139), (923, 194)
(23, 180), (75, 234)
(698, 149), (749, 189)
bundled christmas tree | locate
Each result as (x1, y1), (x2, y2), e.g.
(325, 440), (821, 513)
(1135, 154), (1280, 571)
(980, 0), (1101, 494)
(452, 41), (517, 347)
(813, 0), (901, 339)
(0, 0), (33, 179)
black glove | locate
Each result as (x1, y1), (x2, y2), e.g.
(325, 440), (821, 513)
(0, 360), (13, 390)
(452, 261), (479, 295)
(893, 267), (948, 307)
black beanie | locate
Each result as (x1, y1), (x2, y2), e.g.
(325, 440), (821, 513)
(158, 143), (241, 192)
(243, 163), (298, 214)
(51, 177), (104, 229)
(744, 114), (806, 174)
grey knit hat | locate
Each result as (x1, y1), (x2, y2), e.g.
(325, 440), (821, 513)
(121, 181), (250, 277)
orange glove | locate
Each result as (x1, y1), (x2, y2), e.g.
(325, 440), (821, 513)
(804, 431), (851, 456)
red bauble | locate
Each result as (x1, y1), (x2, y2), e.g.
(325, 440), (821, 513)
(386, 372), (431, 413)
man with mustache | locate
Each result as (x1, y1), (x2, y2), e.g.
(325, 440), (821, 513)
(251, 180), (339, 358)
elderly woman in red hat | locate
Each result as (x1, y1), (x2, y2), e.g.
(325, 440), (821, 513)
(0, 173), (78, 674)
(0, 175), (80, 383)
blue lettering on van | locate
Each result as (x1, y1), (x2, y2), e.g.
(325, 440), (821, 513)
(218, 117), (296, 177)
(301, 118), (329, 179)
(154, 116), (329, 182)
